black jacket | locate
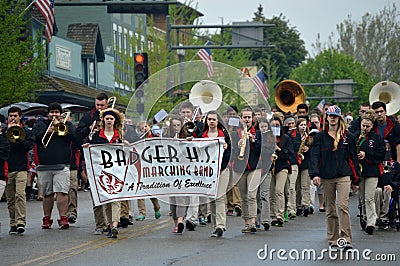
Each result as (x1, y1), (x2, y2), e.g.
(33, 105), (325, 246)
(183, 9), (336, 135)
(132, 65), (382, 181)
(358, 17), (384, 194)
(273, 134), (293, 174)
(348, 117), (362, 138)
(231, 126), (261, 173)
(288, 129), (301, 165)
(309, 129), (361, 185)
(359, 130), (386, 178)
(260, 130), (275, 175)
(32, 119), (76, 165)
(2, 124), (35, 172)
(374, 116), (400, 161)
(201, 128), (231, 172)
(298, 135), (312, 170)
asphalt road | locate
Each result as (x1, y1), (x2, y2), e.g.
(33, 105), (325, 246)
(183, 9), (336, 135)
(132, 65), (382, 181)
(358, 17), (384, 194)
(0, 191), (398, 266)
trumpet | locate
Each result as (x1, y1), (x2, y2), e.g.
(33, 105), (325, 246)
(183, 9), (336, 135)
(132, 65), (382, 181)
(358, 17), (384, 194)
(238, 124), (248, 160)
(42, 111), (71, 148)
(108, 96), (117, 109)
(6, 120), (26, 143)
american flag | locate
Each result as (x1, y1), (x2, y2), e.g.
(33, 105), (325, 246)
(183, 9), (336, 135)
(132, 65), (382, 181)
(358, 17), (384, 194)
(34, 0), (55, 42)
(316, 99), (326, 112)
(196, 41), (214, 78)
(251, 68), (270, 100)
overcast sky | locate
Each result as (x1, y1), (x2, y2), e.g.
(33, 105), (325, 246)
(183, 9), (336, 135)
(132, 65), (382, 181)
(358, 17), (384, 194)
(194, 0), (397, 54)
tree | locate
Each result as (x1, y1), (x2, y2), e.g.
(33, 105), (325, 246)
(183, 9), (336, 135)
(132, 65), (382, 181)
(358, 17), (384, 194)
(0, 1), (46, 106)
(335, 3), (400, 83)
(251, 5), (307, 83)
(290, 49), (376, 114)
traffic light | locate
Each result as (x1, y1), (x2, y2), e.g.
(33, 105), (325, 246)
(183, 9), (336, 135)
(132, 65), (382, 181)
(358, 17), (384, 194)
(134, 52), (148, 89)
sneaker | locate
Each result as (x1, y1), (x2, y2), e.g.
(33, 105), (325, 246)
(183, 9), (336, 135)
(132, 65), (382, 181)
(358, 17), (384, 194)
(111, 226), (118, 238)
(155, 210), (161, 219)
(120, 216), (130, 228)
(210, 227), (224, 237)
(177, 222), (185, 234)
(288, 211), (297, 220)
(343, 243), (353, 251)
(262, 221), (270, 231)
(309, 206), (314, 215)
(296, 209), (303, 216)
(272, 217), (283, 227)
(68, 215), (77, 224)
(226, 210), (234, 216)
(234, 206), (242, 216)
(9, 226), (17, 235)
(241, 224), (251, 233)
(283, 211), (289, 222)
(365, 226), (374, 235)
(128, 215), (134, 225)
(303, 207), (309, 217)
(199, 216), (207, 225)
(58, 216), (69, 229)
(42, 216), (53, 229)
(17, 224), (25, 235)
(319, 208), (326, 212)
(136, 214), (145, 221)
(94, 227), (103, 235)
(249, 223), (257, 233)
(185, 220), (196, 231)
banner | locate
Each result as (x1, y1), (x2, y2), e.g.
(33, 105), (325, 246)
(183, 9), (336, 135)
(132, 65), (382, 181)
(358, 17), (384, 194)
(84, 137), (224, 206)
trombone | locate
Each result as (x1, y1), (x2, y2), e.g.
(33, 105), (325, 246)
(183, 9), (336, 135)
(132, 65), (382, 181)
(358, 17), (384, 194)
(42, 111), (71, 148)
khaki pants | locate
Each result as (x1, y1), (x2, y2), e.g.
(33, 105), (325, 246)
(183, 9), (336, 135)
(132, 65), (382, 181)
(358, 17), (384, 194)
(67, 170), (78, 218)
(103, 201), (121, 225)
(120, 200), (130, 218)
(299, 169), (311, 208)
(226, 167), (241, 210)
(237, 169), (262, 220)
(287, 165), (298, 213)
(359, 177), (378, 227)
(210, 169), (229, 229)
(137, 198), (160, 216)
(321, 176), (352, 245)
(375, 187), (390, 220)
(6, 171), (27, 227)
(90, 190), (106, 229)
(270, 169), (288, 219)
(259, 171), (272, 223)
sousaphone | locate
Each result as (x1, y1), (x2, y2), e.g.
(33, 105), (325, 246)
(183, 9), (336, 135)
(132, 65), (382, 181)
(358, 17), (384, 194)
(189, 80), (223, 113)
(275, 80), (306, 114)
(369, 81), (400, 115)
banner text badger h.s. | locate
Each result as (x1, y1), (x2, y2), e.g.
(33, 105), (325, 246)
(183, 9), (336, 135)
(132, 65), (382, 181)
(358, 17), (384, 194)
(84, 137), (224, 206)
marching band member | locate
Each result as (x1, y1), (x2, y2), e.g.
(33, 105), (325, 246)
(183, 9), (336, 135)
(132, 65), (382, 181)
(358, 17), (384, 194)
(76, 93), (109, 234)
(257, 117), (275, 230)
(135, 121), (161, 221)
(270, 115), (293, 226)
(371, 101), (400, 163)
(357, 110), (385, 235)
(4, 106), (35, 235)
(32, 103), (77, 230)
(86, 108), (124, 238)
(309, 105), (360, 249)
(295, 118), (312, 217)
(201, 111), (231, 237)
(167, 115), (190, 233)
(231, 107), (262, 233)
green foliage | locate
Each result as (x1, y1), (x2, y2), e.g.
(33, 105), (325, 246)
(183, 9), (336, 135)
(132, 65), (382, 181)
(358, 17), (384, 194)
(251, 5), (307, 84)
(0, 1), (47, 106)
(290, 49), (376, 114)
(336, 3), (400, 83)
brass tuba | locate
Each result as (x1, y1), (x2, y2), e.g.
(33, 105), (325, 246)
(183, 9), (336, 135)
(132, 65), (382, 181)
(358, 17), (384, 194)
(6, 124), (26, 143)
(189, 80), (222, 113)
(275, 80), (306, 114)
(369, 81), (400, 115)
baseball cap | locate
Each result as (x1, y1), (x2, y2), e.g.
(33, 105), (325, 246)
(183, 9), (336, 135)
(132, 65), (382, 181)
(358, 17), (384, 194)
(326, 105), (341, 117)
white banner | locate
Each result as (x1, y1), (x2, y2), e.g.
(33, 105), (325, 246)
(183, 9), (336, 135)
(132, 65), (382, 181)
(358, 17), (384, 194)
(84, 137), (224, 206)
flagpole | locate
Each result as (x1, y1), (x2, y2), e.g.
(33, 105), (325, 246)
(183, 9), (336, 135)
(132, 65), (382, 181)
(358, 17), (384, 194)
(20, 0), (37, 17)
